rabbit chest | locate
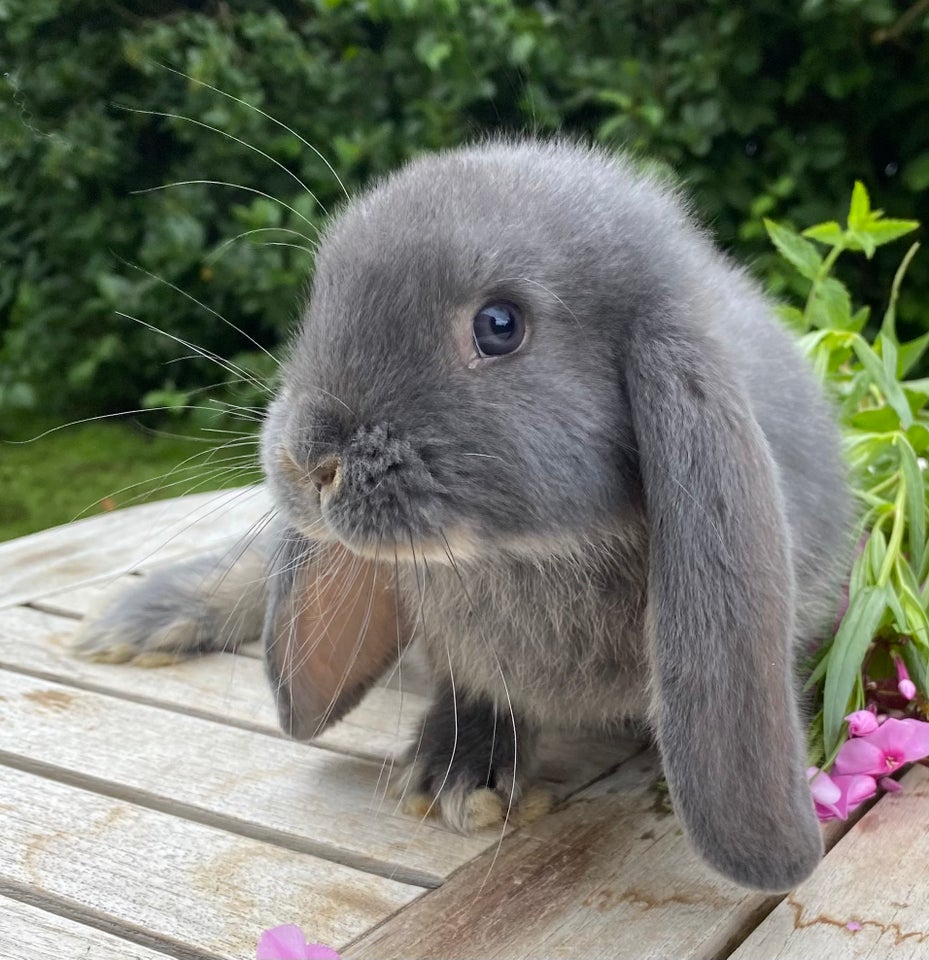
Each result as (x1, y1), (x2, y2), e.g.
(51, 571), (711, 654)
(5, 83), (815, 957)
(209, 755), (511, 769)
(399, 544), (651, 727)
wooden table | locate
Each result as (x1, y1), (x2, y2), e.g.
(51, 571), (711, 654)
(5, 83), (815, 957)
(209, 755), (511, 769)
(1, 489), (927, 959)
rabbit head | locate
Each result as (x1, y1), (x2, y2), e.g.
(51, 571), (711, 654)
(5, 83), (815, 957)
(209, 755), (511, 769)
(261, 139), (836, 892)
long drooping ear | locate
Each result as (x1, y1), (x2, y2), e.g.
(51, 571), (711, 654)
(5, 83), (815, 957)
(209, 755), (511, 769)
(625, 322), (822, 892)
(263, 530), (412, 741)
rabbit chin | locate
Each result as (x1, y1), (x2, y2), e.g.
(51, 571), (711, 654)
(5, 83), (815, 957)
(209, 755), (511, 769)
(293, 514), (639, 567)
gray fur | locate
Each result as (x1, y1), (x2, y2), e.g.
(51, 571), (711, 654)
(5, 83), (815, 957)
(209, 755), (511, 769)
(76, 139), (850, 892)
(71, 534), (270, 663)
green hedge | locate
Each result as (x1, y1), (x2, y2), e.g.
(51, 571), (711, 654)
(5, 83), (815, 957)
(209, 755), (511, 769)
(1, 0), (927, 415)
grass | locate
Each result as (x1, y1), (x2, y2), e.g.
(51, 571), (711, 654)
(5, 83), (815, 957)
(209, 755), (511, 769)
(0, 412), (262, 542)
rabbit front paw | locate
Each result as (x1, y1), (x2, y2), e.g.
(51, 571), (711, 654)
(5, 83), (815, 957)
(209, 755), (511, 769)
(394, 686), (548, 831)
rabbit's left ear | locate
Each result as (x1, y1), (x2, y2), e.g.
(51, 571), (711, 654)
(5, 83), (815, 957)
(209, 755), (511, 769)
(264, 531), (411, 740)
(625, 321), (822, 892)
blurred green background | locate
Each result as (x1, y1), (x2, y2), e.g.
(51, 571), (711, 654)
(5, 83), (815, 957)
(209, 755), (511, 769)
(1, 0), (927, 540)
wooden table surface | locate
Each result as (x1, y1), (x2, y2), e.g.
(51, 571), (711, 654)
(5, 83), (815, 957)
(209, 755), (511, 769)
(1, 489), (926, 959)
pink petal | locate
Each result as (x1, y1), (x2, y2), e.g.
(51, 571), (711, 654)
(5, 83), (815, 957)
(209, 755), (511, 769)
(898, 679), (917, 700)
(832, 774), (877, 816)
(879, 776), (903, 793)
(807, 767), (841, 804)
(846, 921), (862, 931)
(867, 717), (929, 763)
(898, 718), (929, 761)
(257, 925), (326, 960)
(845, 710), (879, 737)
(808, 767), (843, 820)
(833, 737), (886, 776)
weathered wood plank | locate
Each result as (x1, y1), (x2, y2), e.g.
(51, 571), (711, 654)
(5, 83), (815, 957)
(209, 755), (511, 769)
(0, 896), (170, 960)
(0, 605), (630, 786)
(25, 573), (145, 619)
(728, 764), (929, 959)
(0, 487), (270, 609)
(0, 669), (513, 885)
(344, 752), (780, 960)
(0, 767), (421, 960)
(0, 605), (426, 761)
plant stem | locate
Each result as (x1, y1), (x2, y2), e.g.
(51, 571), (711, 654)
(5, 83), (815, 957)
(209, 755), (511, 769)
(878, 480), (908, 586)
(803, 242), (846, 319)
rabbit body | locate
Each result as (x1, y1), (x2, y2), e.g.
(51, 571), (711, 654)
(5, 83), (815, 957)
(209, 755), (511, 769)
(75, 139), (850, 893)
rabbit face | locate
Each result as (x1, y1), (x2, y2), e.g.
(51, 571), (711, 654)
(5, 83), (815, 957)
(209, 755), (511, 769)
(262, 146), (651, 561)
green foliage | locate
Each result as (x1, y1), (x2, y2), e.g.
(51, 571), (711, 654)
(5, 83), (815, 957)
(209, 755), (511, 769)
(767, 186), (929, 765)
(1, 0), (928, 414)
(0, 412), (261, 542)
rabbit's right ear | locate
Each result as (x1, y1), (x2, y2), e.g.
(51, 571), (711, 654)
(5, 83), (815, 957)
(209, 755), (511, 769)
(624, 318), (823, 892)
(263, 531), (411, 740)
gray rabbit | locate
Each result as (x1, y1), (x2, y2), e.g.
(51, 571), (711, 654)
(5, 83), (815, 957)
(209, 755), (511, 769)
(74, 139), (850, 892)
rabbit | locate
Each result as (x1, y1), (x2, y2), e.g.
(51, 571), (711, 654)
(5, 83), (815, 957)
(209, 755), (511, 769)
(72, 138), (851, 893)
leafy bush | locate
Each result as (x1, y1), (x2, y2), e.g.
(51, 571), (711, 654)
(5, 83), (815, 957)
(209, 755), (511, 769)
(766, 186), (928, 767)
(1, 0), (927, 415)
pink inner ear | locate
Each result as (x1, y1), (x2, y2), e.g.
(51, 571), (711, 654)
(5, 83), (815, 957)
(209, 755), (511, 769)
(268, 543), (409, 738)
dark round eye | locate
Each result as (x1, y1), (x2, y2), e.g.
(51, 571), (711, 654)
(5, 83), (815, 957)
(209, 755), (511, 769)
(472, 302), (525, 357)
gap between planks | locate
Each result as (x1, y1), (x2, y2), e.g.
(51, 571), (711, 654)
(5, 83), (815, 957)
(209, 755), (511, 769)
(0, 604), (426, 763)
(0, 886), (231, 960)
(0, 766), (424, 960)
(0, 665), (641, 890)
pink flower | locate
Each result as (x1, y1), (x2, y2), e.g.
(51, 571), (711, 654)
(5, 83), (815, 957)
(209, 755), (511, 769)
(257, 926), (340, 960)
(833, 717), (929, 776)
(879, 776), (903, 793)
(807, 767), (877, 821)
(845, 709), (879, 737)
(894, 655), (916, 700)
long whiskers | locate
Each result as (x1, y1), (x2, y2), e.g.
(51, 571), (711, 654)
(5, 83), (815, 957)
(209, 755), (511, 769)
(156, 62), (351, 202)
(119, 105), (330, 218)
(132, 180), (317, 231)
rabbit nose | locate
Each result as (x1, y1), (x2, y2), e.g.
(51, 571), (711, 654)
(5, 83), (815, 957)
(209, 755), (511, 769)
(309, 455), (342, 493)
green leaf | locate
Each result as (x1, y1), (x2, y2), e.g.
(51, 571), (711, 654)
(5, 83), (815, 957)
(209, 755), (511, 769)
(906, 423), (929, 454)
(848, 305), (870, 334)
(802, 221), (844, 247)
(850, 335), (914, 428)
(865, 219), (920, 246)
(899, 332), (929, 378)
(764, 219), (823, 280)
(845, 229), (876, 258)
(866, 525), (888, 582)
(847, 181), (871, 231)
(823, 585), (889, 756)
(904, 379), (929, 398)
(849, 407), (900, 432)
(808, 276), (852, 329)
(897, 436), (927, 574)
(900, 583), (929, 647)
(899, 642), (928, 696)
(804, 644), (832, 692)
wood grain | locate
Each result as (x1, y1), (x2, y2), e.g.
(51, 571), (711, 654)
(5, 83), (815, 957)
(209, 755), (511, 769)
(344, 753), (779, 960)
(0, 487), (270, 609)
(0, 601), (636, 776)
(0, 767), (421, 960)
(0, 605), (427, 762)
(0, 896), (170, 960)
(0, 669), (486, 886)
(729, 764), (929, 959)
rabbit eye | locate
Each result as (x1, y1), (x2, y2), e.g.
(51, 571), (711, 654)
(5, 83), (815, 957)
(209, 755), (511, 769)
(472, 302), (525, 358)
